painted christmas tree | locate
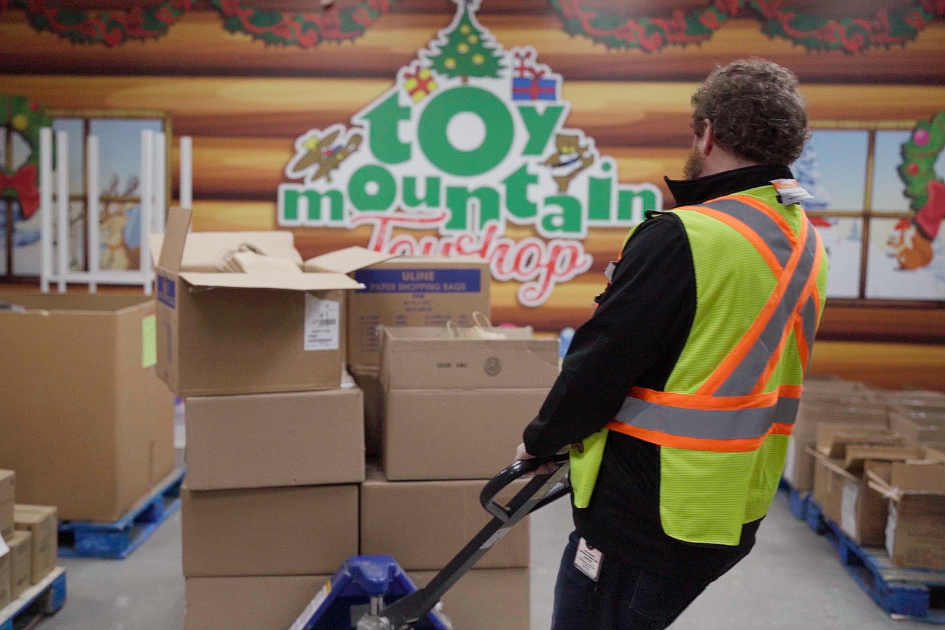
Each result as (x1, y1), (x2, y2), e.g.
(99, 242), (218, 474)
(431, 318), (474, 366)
(793, 140), (831, 212)
(428, 1), (503, 83)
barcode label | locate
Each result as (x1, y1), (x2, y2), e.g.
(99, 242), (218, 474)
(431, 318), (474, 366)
(305, 294), (340, 351)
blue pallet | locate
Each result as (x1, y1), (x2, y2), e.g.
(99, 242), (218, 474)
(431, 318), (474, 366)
(805, 499), (945, 624)
(778, 478), (812, 521)
(58, 468), (185, 559)
(0, 567), (67, 630)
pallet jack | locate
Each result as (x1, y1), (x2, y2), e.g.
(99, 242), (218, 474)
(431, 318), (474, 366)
(289, 453), (571, 630)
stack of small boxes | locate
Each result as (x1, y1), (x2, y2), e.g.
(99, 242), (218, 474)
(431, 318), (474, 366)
(0, 470), (58, 611)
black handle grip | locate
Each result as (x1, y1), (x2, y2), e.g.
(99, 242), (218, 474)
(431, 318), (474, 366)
(479, 452), (570, 521)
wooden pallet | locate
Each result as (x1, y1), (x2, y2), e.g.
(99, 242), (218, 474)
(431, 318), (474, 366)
(778, 479), (812, 522)
(0, 567), (66, 630)
(805, 499), (945, 624)
(58, 468), (185, 559)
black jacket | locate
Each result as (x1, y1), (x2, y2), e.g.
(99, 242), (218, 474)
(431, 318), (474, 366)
(523, 164), (796, 582)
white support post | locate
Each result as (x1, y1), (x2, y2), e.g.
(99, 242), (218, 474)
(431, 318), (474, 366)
(39, 128), (53, 293)
(153, 131), (166, 230)
(55, 130), (69, 293)
(140, 129), (154, 295)
(87, 135), (100, 295)
(179, 136), (192, 211)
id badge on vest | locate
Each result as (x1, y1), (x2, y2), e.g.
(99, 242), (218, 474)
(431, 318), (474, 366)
(574, 537), (603, 581)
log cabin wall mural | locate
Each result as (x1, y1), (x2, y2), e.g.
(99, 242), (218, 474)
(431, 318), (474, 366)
(1, 0), (944, 388)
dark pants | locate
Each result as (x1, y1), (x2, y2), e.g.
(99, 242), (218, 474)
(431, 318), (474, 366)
(551, 531), (712, 630)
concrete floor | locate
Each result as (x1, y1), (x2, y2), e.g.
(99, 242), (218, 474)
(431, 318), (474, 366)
(39, 489), (931, 630)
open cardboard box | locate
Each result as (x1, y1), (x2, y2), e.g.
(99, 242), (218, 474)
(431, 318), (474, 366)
(151, 208), (394, 396)
(866, 448), (945, 570)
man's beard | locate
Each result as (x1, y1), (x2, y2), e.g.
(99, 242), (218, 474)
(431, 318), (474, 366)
(684, 145), (704, 180)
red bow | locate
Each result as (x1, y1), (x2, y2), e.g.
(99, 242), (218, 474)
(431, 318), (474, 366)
(0, 164), (40, 220)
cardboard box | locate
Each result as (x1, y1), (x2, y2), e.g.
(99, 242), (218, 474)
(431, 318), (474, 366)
(380, 326), (557, 481)
(0, 541), (9, 610)
(811, 452), (891, 546)
(384, 388), (550, 481)
(867, 448), (945, 570)
(185, 575), (329, 630)
(0, 470), (13, 540)
(409, 568), (529, 630)
(783, 399), (888, 492)
(361, 466), (529, 570)
(152, 208), (393, 396)
(0, 292), (175, 522)
(889, 409), (945, 450)
(181, 484), (358, 577)
(351, 365), (383, 458)
(348, 257), (491, 367)
(14, 505), (56, 585)
(184, 374), (364, 490)
(7, 530), (31, 599)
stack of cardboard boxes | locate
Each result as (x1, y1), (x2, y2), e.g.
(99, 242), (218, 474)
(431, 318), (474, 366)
(797, 382), (945, 571)
(157, 209), (542, 628)
(0, 470), (58, 610)
(361, 325), (559, 630)
(151, 213), (388, 630)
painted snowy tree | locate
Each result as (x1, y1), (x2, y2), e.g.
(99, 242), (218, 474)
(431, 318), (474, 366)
(793, 140), (831, 212)
(428, 0), (503, 83)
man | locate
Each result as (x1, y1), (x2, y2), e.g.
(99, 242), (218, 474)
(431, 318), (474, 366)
(517, 59), (828, 630)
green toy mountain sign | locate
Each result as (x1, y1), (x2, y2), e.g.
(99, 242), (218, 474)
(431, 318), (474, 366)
(278, 0), (662, 307)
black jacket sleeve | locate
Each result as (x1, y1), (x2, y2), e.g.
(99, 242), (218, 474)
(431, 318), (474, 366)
(522, 213), (697, 457)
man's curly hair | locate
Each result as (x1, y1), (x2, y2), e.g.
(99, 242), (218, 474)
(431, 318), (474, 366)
(691, 59), (808, 166)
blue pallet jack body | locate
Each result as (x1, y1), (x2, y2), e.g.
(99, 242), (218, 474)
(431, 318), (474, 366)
(291, 455), (571, 630)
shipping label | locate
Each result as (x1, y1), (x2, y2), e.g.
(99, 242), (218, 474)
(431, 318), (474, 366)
(353, 268), (481, 294)
(305, 294), (340, 351)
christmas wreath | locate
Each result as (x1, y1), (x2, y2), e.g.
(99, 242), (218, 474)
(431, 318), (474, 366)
(210, 0), (393, 48)
(0, 95), (52, 221)
(551, 0), (945, 54)
(899, 112), (945, 212)
(2, 0), (191, 46)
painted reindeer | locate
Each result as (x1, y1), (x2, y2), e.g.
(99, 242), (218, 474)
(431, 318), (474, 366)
(99, 175), (139, 270)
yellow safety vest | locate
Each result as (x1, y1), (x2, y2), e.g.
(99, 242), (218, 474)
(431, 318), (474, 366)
(570, 187), (828, 546)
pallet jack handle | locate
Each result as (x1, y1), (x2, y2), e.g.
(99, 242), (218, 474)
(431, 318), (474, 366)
(358, 453), (571, 630)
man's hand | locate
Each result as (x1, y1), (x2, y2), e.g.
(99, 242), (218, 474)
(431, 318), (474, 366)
(515, 443), (557, 476)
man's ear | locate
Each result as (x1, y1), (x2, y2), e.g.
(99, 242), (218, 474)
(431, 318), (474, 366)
(699, 119), (715, 157)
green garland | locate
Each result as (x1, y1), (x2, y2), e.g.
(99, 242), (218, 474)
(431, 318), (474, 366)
(1, 0), (190, 46)
(0, 95), (52, 220)
(0, 0), (393, 48)
(551, 0), (945, 54)
(210, 0), (393, 48)
(899, 112), (945, 212)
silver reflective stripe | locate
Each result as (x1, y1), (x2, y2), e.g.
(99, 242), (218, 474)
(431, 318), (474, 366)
(613, 396), (800, 441)
(714, 221), (818, 397)
(800, 295), (818, 368)
(700, 198), (795, 269)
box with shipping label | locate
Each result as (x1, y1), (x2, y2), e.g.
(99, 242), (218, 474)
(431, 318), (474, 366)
(867, 448), (945, 571)
(184, 373), (364, 490)
(360, 466), (529, 571)
(383, 388), (551, 481)
(151, 208), (394, 396)
(409, 568), (530, 630)
(14, 504), (57, 585)
(783, 398), (888, 492)
(347, 257), (491, 367)
(0, 542), (9, 610)
(181, 485), (358, 577)
(0, 292), (175, 522)
(0, 470), (13, 540)
(7, 530), (31, 599)
(810, 452), (891, 546)
(185, 575), (330, 630)
(351, 365), (383, 458)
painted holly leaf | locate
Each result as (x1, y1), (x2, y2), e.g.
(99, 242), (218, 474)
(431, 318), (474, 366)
(899, 111), (945, 211)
